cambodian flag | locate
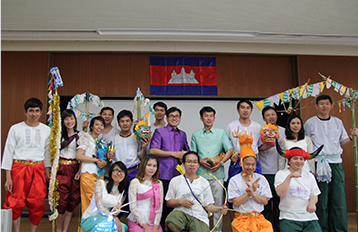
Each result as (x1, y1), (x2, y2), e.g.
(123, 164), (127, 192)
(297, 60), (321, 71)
(150, 56), (217, 95)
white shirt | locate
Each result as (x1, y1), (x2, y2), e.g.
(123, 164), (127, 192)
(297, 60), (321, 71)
(77, 133), (98, 174)
(60, 131), (83, 159)
(275, 168), (320, 221)
(258, 125), (285, 174)
(304, 116), (349, 163)
(98, 127), (120, 144)
(111, 133), (142, 168)
(82, 179), (125, 219)
(165, 175), (214, 226)
(225, 119), (261, 154)
(279, 136), (315, 173)
(2, 122), (51, 170)
(128, 178), (163, 226)
(228, 173), (272, 213)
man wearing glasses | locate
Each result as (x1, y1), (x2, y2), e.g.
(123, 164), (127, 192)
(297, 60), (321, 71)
(150, 106), (190, 231)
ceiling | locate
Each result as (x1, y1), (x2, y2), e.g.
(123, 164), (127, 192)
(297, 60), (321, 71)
(2, 0), (358, 54)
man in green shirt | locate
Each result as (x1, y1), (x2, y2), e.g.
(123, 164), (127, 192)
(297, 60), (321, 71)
(191, 106), (233, 232)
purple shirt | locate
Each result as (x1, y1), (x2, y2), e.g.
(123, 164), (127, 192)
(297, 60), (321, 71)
(150, 125), (190, 180)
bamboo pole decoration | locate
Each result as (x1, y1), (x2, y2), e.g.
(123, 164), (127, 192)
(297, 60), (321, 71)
(84, 92), (90, 132)
(348, 88), (358, 225)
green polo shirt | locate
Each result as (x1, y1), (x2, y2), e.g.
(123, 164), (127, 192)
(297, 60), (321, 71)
(191, 127), (233, 179)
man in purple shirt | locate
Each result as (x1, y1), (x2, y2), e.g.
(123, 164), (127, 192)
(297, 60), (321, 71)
(150, 106), (190, 231)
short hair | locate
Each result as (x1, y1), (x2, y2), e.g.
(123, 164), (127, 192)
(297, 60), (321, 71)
(100, 106), (114, 115)
(24, 98), (43, 111)
(117, 110), (133, 122)
(285, 114), (305, 141)
(261, 106), (276, 118)
(153, 102), (168, 112)
(237, 100), (253, 110)
(89, 116), (105, 132)
(316, 95), (332, 104)
(182, 151), (199, 164)
(107, 161), (129, 194)
(166, 107), (182, 117)
(199, 106), (216, 117)
(135, 155), (160, 183)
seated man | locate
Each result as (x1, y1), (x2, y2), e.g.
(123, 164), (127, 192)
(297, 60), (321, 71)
(228, 151), (273, 232)
(165, 151), (227, 232)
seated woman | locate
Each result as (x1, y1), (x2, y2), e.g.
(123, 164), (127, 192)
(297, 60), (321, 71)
(279, 114), (315, 173)
(275, 144), (322, 232)
(127, 155), (163, 232)
(81, 161), (129, 232)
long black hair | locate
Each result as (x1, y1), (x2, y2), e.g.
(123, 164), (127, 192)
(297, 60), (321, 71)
(285, 114), (305, 141)
(61, 109), (78, 148)
(107, 161), (129, 194)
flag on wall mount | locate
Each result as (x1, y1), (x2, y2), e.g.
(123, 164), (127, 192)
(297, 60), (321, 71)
(150, 56), (217, 95)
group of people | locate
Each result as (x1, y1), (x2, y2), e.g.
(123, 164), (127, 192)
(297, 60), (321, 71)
(2, 95), (357, 232)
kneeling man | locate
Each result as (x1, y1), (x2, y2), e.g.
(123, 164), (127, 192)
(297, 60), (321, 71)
(228, 151), (273, 232)
(165, 151), (227, 232)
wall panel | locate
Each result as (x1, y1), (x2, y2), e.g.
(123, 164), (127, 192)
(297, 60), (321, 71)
(1, 51), (49, 207)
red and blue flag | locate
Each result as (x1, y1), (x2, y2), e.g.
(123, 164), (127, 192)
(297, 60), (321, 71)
(150, 56), (217, 95)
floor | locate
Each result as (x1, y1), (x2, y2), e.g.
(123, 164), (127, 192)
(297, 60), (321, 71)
(18, 213), (358, 232)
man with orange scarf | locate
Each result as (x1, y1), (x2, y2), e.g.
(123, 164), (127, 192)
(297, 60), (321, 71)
(228, 135), (273, 232)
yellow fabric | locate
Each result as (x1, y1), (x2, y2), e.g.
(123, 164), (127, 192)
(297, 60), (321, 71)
(231, 212), (273, 232)
(80, 172), (99, 214)
(59, 159), (78, 165)
(14, 160), (42, 165)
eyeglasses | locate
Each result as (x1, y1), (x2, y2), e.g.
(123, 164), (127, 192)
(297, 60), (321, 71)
(113, 169), (125, 174)
(168, 114), (181, 119)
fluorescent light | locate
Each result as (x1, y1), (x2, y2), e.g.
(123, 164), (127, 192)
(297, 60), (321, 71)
(96, 29), (260, 37)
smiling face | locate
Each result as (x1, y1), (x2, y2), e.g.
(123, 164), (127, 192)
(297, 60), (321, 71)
(111, 165), (125, 185)
(167, 111), (181, 129)
(183, 154), (199, 174)
(24, 107), (42, 124)
(100, 109), (114, 126)
(237, 102), (252, 120)
(242, 156), (256, 176)
(200, 111), (215, 128)
(288, 156), (305, 171)
(154, 106), (166, 121)
(64, 115), (76, 131)
(263, 109), (277, 125)
(144, 158), (158, 179)
(90, 119), (104, 136)
(289, 117), (302, 135)
(118, 116), (133, 132)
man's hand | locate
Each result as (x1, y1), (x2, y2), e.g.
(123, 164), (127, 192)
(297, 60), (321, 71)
(172, 151), (185, 160)
(82, 121), (89, 131)
(219, 204), (228, 215)
(4, 178), (13, 193)
(107, 151), (115, 160)
(210, 161), (222, 173)
(141, 137), (150, 149)
(180, 199), (194, 209)
(245, 185), (254, 196)
(251, 178), (260, 192)
(231, 156), (239, 164)
(45, 167), (50, 181)
(200, 158), (212, 170)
